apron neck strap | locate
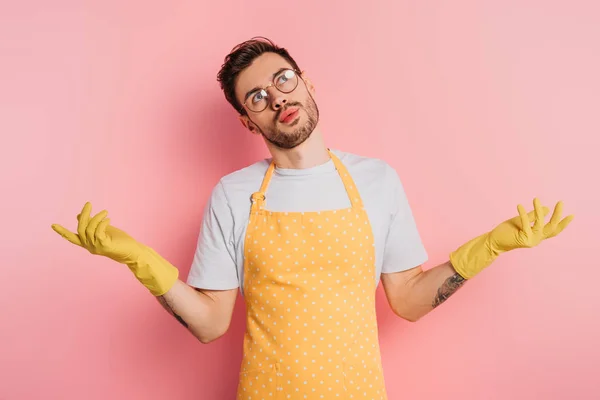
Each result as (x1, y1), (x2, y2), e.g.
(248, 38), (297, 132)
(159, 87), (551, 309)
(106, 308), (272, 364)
(251, 149), (364, 211)
(328, 150), (363, 209)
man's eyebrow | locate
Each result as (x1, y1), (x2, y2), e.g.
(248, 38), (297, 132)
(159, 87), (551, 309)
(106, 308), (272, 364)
(243, 67), (289, 101)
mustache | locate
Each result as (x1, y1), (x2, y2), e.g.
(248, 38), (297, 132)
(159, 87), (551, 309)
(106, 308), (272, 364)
(275, 102), (302, 122)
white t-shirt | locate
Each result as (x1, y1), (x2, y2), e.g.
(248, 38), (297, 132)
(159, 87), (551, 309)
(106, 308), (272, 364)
(186, 149), (428, 296)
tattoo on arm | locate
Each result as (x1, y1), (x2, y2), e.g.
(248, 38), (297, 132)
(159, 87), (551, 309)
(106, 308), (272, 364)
(432, 273), (466, 308)
(157, 296), (189, 328)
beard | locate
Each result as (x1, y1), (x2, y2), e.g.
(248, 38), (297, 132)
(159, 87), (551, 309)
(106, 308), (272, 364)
(255, 93), (319, 150)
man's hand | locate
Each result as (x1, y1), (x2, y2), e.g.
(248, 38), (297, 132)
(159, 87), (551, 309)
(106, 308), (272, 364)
(487, 198), (574, 256)
(450, 198), (574, 279)
(51, 201), (179, 296)
(51, 202), (145, 264)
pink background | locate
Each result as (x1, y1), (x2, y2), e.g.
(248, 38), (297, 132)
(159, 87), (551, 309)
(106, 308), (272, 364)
(1, 0), (598, 399)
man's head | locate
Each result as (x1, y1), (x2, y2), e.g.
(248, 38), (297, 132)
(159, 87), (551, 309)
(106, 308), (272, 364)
(217, 37), (319, 149)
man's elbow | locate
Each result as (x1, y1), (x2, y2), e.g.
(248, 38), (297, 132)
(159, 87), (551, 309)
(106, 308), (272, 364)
(403, 314), (421, 323)
(197, 334), (220, 344)
(194, 323), (230, 344)
(392, 306), (423, 323)
(399, 313), (422, 323)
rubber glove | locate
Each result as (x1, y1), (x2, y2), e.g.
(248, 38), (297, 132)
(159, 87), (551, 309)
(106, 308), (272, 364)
(449, 198), (574, 279)
(51, 202), (179, 296)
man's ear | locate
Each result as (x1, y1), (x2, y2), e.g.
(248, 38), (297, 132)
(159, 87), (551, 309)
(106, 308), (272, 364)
(302, 71), (316, 95)
(238, 114), (260, 135)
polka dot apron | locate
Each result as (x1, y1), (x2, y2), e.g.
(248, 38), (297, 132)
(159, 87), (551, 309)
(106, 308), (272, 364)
(237, 150), (387, 399)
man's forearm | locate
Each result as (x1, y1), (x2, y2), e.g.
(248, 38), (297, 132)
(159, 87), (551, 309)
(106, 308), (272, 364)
(399, 261), (467, 321)
(155, 280), (225, 343)
(156, 284), (190, 329)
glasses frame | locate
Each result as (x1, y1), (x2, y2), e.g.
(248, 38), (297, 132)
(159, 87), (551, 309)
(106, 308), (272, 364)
(242, 68), (304, 113)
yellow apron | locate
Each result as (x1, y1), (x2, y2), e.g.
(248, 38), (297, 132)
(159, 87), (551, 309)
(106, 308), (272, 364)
(237, 150), (387, 399)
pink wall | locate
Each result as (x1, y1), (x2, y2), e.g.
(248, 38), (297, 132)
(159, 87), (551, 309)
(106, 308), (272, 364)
(2, 1), (598, 399)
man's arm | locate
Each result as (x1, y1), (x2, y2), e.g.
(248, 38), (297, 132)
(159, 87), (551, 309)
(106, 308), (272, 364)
(156, 280), (238, 344)
(381, 262), (466, 322)
(50, 200), (241, 343)
(382, 199), (573, 322)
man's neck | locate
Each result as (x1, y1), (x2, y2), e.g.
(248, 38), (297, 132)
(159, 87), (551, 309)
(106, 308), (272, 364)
(267, 129), (331, 170)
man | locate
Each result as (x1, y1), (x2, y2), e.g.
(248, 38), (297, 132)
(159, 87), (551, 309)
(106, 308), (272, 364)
(51, 37), (573, 399)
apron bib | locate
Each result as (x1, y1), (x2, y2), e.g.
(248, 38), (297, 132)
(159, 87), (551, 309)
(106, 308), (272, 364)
(236, 150), (387, 399)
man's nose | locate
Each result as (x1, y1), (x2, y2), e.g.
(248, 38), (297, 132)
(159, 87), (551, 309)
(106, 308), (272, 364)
(270, 92), (288, 111)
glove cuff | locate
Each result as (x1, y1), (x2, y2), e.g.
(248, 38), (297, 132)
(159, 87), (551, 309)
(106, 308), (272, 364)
(126, 246), (179, 296)
(449, 232), (497, 279)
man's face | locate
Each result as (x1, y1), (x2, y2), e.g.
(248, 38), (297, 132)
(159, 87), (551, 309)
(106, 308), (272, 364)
(235, 52), (319, 149)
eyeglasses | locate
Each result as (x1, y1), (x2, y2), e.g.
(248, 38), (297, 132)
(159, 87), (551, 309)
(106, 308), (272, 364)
(243, 68), (302, 113)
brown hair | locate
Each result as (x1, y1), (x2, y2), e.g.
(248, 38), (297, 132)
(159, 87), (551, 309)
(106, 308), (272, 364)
(217, 37), (301, 115)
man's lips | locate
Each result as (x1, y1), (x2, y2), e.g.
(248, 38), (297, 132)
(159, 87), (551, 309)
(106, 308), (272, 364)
(279, 107), (299, 123)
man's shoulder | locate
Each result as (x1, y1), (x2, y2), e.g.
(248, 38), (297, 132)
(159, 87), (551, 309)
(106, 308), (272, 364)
(220, 157), (271, 186)
(210, 157), (271, 206)
(333, 149), (397, 181)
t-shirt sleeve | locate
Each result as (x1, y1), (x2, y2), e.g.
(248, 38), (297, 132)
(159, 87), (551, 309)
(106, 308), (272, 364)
(186, 180), (240, 290)
(381, 165), (428, 273)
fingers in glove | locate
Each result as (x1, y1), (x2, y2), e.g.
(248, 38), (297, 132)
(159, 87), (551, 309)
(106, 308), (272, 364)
(549, 201), (564, 228)
(87, 210), (108, 246)
(532, 198), (545, 233)
(51, 224), (82, 246)
(543, 201), (574, 238)
(96, 217), (110, 242)
(77, 202), (92, 246)
(555, 214), (575, 236)
(517, 204), (532, 236)
(556, 215), (575, 235)
(523, 207), (549, 225)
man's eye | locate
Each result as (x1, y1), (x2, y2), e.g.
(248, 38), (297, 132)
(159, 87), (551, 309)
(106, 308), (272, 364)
(252, 90), (267, 103)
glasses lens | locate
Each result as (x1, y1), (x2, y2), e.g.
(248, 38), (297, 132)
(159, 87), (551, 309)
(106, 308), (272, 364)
(276, 69), (298, 93)
(247, 89), (268, 112)
(246, 70), (299, 112)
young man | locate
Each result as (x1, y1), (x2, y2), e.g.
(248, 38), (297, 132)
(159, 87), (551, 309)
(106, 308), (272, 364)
(51, 37), (573, 399)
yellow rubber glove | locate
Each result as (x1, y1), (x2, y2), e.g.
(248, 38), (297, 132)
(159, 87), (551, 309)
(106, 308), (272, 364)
(449, 198), (574, 279)
(51, 202), (179, 296)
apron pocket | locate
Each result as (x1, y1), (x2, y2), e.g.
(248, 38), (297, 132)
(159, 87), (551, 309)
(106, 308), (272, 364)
(236, 363), (280, 400)
(343, 359), (386, 399)
(279, 365), (346, 398)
